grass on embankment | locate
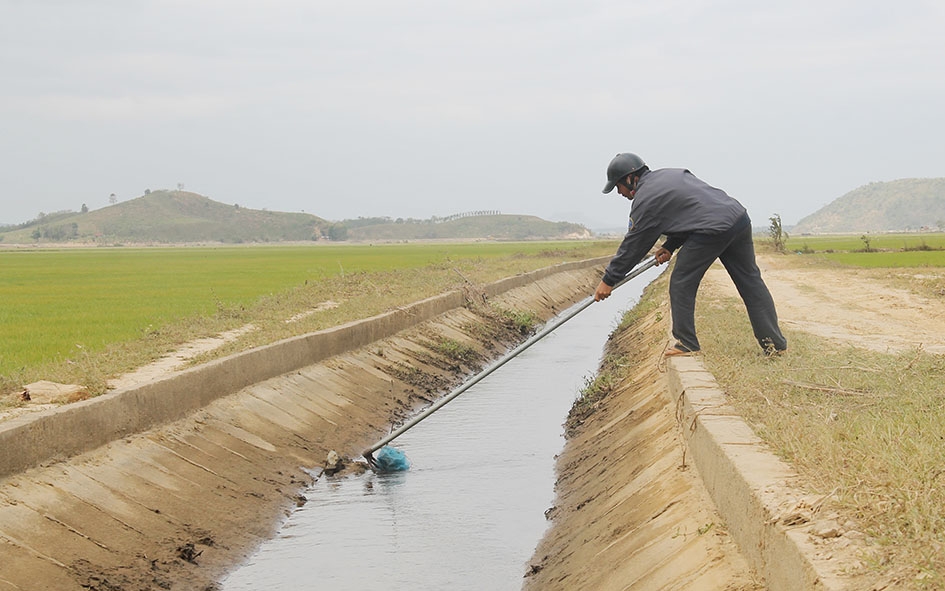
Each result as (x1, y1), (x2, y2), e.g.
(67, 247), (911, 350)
(698, 290), (945, 588)
(1, 241), (615, 405)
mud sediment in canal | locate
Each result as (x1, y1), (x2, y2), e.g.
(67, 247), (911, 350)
(0, 263), (605, 591)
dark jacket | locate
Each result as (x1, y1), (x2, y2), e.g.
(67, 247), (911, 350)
(602, 168), (747, 286)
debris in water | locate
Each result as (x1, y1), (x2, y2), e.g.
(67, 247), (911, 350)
(324, 450), (344, 475)
(370, 446), (410, 472)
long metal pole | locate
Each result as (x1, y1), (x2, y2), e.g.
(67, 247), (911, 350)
(362, 256), (658, 460)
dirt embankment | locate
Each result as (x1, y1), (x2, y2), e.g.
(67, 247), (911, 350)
(523, 278), (762, 591)
(0, 264), (605, 591)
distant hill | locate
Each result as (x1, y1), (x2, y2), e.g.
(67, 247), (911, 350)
(0, 191), (331, 244)
(0, 194), (593, 245)
(793, 178), (945, 234)
(343, 214), (592, 241)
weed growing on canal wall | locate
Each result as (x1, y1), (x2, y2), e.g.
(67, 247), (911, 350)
(494, 306), (540, 336)
(460, 304), (541, 352)
(431, 338), (479, 365)
(566, 356), (629, 437)
(565, 272), (667, 437)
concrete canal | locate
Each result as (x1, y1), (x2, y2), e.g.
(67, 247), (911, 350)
(220, 266), (663, 590)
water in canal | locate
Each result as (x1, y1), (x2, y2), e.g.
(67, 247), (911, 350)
(221, 268), (661, 591)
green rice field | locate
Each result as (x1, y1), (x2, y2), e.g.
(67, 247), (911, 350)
(785, 232), (945, 254)
(782, 232), (945, 268)
(817, 250), (945, 268)
(0, 242), (612, 385)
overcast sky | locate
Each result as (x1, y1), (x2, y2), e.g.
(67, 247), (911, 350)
(2, 0), (942, 230)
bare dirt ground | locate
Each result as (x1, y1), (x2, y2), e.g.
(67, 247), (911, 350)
(705, 254), (945, 355)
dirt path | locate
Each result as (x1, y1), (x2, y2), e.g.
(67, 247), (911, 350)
(107, 301), (341, 392)
(705, 254), (945, 354)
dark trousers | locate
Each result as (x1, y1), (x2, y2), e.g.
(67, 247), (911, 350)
(670, 214), (787, 353)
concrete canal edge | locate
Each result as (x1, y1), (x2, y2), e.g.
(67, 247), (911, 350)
(667, 354), (857, 590)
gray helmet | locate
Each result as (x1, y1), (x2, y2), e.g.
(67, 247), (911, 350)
(602, 153), (646, 193)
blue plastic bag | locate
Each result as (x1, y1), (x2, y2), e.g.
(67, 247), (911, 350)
(372, 446), (411, 472)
